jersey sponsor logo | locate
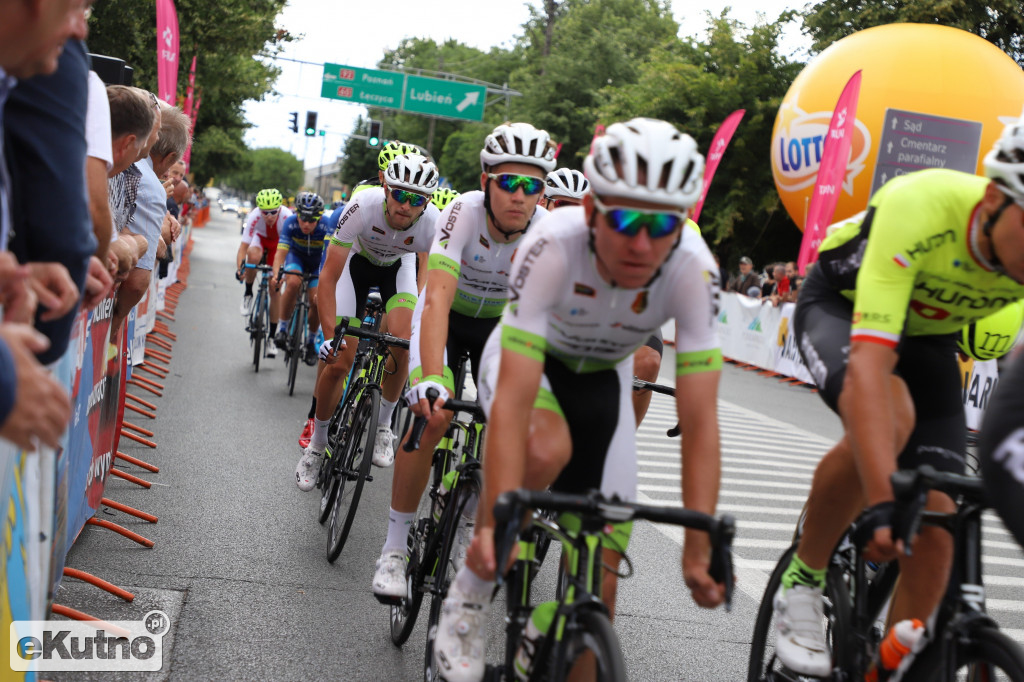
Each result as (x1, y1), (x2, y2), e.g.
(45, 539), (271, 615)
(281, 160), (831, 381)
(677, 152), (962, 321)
(479, 234), (490, 249)
(507, 238), (548, 302)
(338, 203), (359, 227)
(440, 201), (461, 240)
(372, 226), (386, 235)
(439, 238), (450, 249)
(404, 236), (414, 245)
(913, 281), (1016, 317)
(852, 311), (892, 324)
(905, 229), (956, 261)
(574, 283), (596, 297)
(893, 254), (910, 268)
(631, 291), (648, 314)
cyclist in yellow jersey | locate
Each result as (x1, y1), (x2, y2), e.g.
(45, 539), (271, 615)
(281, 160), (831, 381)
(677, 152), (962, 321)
(771, 114), (1024, 677)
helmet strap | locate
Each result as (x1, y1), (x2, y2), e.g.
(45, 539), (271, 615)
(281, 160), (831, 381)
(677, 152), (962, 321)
(483, 177), (532, 239)
(982, 194), (1014, 272)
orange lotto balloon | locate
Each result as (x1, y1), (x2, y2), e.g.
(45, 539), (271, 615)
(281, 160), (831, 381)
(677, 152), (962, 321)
(771, 24), (1024, 231)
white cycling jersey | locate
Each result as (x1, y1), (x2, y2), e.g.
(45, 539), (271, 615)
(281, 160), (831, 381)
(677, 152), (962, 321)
(427, 190), (549, 319)
(329, 186), (439, 266)
(242, 206), (293, 245)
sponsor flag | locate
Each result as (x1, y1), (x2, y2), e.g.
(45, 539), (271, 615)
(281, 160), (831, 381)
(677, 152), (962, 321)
(155, 0), (179, 105)
(691, 109), (745, 224)
(183, 55), (197, 116)
(798, 70), (862, 275)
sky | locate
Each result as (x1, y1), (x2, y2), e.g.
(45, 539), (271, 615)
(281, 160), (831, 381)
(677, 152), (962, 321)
(242, 0), (810, 169)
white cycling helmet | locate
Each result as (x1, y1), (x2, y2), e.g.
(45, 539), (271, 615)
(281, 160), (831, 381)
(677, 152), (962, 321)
(983, 114), (1024, 206)
(584, 117), (705, 210)
(480, 122), (557, 174)
(545, 168), (590, 201)
(385, 153), (439, 195)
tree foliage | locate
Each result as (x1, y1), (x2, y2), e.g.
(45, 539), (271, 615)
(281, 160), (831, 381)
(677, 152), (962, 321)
(86, 0), (291, 185)
(802, 0), (1024, 65)
(222, 147), (304, 197)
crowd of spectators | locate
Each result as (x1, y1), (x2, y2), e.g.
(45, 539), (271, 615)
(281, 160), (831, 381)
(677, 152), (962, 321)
(0, 0), (193, 451)
(725, 256), (804, 306)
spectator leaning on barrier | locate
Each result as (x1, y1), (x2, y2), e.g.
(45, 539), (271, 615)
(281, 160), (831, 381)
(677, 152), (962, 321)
(760, 263), (778, 298)
(730, 256), (761, 297)
(147, 103), (191, 257)
(105, 85), (154, 282)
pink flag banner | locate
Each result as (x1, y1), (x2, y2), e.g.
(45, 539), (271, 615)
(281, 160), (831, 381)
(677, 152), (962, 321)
(798, 70), (863, 275)
(156, 0), (179, 104)
(589, 123), (605, 154)
(182, 91), (199, 169)
(183, 55), (196, 117)
(691, 109), (745, 224)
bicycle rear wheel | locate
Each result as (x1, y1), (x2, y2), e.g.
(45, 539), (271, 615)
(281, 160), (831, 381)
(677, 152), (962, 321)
(423, 470), (481, 682)
(318, 379), (361, 525)
(326, 384), (379, 563)
(287, 302), (305, 395)
(545, 609), (626, 682)
(905, 625), (1024, 681)
(747, 544), (851, 682)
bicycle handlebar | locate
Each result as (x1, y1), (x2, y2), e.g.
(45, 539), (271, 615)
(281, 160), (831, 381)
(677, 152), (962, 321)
(333, 316), (410, 351)
(492, 488), (736, 610)
(403, 389), (487, 452)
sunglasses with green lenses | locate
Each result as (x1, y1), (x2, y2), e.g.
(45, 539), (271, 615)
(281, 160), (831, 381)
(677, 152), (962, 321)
(591, 195), (684, 239)
(389, 188), (429, 207)
(488, 173), (545, 196)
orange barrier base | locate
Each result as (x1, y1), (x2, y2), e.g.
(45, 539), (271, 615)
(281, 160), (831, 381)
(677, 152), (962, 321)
(122, 421), (155, 437)
(126, 392), (158, 410)
(86, 518), (155, 548)
(127, 379), (162, 397)
(116, 451), (159, 473)
(110, 467), (152, 487)
(125, 402), (156, 419)
(51, 604), (130, 638)
(63, 567), (135, 602)
(120, 430), (157, 448)
(132, 375), (165, 391)
(101, 497), (158, 523)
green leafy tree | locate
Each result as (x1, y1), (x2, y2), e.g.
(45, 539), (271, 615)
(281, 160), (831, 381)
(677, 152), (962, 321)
(223, 147), (304, 197)
(802, 0), (1023, 64)
(597, 11), (805, 265)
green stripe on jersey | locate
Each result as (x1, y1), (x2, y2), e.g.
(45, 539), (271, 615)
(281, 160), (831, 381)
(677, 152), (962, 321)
(427, 253), (460, 277)
(501, 325), (546, 362)
(676, 348), (722, 375)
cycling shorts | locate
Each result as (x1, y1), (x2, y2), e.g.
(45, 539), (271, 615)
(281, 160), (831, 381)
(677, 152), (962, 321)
(794, 267), (966, 474)
(408, 292), (500, 394)
(979, 350), (1024, 548)
(283, 249), (326, 287)
(478, 325), (639, 505)
(256, 234), (277, 256)
(335, 251), (417, 332)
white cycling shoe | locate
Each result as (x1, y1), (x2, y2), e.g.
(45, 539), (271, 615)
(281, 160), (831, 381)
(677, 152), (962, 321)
(772, 584), (831, 677)
(372, 425), (395, 467)
(371, 550), (407, 604)
(433, 581), (489, 682)
(295, 446), (323, 492)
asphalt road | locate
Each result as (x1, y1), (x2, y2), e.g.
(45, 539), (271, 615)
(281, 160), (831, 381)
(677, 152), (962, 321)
(56, 208), (1024, 681)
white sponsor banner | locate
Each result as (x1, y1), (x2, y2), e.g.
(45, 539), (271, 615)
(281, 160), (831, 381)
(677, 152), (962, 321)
(960, 355), (999, 432)
(717, 293), (781, 370)
(773, 302), (816, 384)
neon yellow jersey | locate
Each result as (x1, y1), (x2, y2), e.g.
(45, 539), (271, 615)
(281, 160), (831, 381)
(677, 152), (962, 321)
(815, 169), (1024, 348)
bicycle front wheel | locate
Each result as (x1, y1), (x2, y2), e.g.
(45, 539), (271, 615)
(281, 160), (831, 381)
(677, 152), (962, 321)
(905, 625), (1024, 681)
(287, 304), (305, 395)
(545, 610), (626, 682)
(747, 544), (852, 682)
(326, 384), (379, 563)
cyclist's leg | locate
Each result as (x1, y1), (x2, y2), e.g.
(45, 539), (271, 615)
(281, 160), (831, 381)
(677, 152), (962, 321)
(379, 255), (418, 415)
(279, 254), (304, 328)
(632, 331), (663, 426)
(243, 243), (262, 284)
(885, 334), (964, 626)
(263, 237), (282, 330)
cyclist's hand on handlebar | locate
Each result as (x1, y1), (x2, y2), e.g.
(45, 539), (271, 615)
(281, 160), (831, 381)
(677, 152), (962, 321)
(235, 265), (245, 282)
(404, 381), (448, 417)
(318, 338), (345, 363)
(863, 526), (902, 563)
(682, 539), (725, 609)
(465, 525), (515, 582)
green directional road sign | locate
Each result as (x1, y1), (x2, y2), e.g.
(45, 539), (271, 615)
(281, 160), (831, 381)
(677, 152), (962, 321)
(321, 63), (404, 109)
(403, 75), (486, 121)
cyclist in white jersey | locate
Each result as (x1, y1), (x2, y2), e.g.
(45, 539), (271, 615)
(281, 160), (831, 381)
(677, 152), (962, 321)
(432, 118), (727, 681)
(371, 122), (556, 602)
(295, 154), (441, 490)
(236, 188), (293, 358)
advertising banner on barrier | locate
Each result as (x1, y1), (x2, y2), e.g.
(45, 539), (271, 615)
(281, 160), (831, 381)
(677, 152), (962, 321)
(717, 293), (781, 369)
(774, 303), (816, 384)
(959, 354), (999, 431)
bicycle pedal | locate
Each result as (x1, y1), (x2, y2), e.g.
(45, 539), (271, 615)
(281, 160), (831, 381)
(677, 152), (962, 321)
(365, 474), (373, 483)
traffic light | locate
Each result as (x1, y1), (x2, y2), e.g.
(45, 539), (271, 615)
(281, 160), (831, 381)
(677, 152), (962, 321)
(367, 119), (382, 148)
(304, 111), (317, 136)
(288, 112), (298, 133)
(318, 129), (326, 137)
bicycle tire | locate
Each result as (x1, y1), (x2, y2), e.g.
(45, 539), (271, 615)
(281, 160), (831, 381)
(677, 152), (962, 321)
(318, 377), (363, 525)
(904, 625), (1024, 681)
(326, 384), (379, 563)
(252, 315), (263, 372)
(287, 301), (304, 395)
(544, 609), (626, 682)
(747, 544), (852, 682)
(390, 513), (432, 646)
(423, 470), (481, 682)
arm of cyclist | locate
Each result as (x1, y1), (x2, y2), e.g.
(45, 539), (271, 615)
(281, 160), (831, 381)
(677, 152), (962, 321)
(676, 368), (726, 608)
(406, 268), (459, 416)
(314, 241), (349, 363)
(272, 245), (288, 290)
(843, 340), (904, 559)
(472, 348), (544, 580)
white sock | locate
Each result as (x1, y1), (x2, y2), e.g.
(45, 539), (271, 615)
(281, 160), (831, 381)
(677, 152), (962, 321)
(278, 321), (287, 333)
(378, 397), (398, 426)
(310, 417), (331, 452)
(383, 508), (416, 554)
(453, 565), (494, 599)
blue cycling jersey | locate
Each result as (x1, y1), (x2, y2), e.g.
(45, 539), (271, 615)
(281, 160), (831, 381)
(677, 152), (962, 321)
(277, 214), (331, 258)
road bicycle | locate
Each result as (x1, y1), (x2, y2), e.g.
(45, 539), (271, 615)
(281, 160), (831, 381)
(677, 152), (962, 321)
(279, 271), (318, 396)
(315, 296), (410, 562)
(748, 464), (1024, 681)
(481, 488), (735, 682)
(243, 263), (274, 372)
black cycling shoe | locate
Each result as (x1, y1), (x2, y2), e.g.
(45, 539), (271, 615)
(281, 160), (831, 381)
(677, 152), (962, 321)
(274, 329), (289, 350)
(303, 342), (318, 366)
